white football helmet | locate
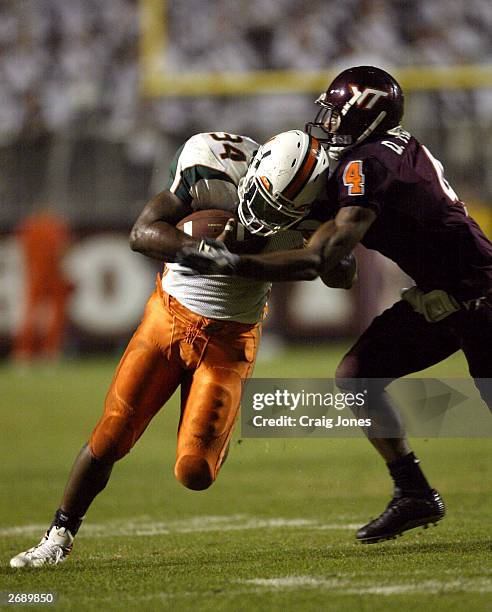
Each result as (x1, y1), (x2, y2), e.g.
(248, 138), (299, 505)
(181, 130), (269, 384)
(237, 130), (329, 236)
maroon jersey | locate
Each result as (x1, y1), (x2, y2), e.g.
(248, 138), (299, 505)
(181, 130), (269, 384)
(321, 129), (492, 300)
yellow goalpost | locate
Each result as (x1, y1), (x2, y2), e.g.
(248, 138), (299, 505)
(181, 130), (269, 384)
(139, 0), (492, 98)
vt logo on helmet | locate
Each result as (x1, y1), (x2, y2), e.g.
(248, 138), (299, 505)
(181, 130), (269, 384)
(346, 85), (389, 109)
(237, 130), (329, 236)
(306, 66), (404, 158)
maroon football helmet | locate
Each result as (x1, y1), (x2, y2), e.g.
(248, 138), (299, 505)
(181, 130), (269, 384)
(306, 66), (404, 153)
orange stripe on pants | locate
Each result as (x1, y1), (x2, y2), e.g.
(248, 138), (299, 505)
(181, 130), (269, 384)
(89, 280), (261, 490)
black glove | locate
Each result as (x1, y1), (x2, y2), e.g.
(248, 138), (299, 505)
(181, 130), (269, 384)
(176, 238), (241, 275)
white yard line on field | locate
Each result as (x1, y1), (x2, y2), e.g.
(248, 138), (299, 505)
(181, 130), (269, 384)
(242, 575), (492, 595)
(0, 514), (359, 538)
(65, 576), (492, 606)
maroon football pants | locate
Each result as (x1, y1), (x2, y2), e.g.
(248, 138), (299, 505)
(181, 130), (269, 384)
(336, 298), (492, 409)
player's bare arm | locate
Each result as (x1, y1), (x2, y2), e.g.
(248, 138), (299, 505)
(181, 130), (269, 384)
(309, 221), (357, 288)
(304, 210), (371, 288)
(178, 208), (369, 283)
(228, 206), (375, 283)
(130, 189), (197, 262)
(311, 205), (375, 274)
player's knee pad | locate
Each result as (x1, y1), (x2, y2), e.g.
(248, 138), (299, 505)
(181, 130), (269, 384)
(89, 415), (135, 463)
(174, 455), (214, 491)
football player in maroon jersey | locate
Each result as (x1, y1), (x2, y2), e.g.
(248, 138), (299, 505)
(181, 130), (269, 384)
(180, 66), (492, 544)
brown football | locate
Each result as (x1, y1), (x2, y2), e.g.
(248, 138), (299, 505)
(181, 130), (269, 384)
(176, 209), (268, 254)
(176, 209), (236, 239)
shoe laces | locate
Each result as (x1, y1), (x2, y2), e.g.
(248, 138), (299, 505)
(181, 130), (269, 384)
(24, 532), (69, 562)
(372, 496), (412, 525)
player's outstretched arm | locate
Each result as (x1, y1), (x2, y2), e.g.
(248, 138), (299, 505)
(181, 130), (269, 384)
(176, 206), (375, 281)
(310, 206), (375, 283)
(235, 206), (376, 282)
(130, 190), (197, 262)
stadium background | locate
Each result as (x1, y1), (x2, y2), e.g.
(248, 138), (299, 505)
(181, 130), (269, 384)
(1, 0), (492, 353)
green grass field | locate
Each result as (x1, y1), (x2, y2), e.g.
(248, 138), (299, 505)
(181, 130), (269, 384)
(1, 343), (491, 611)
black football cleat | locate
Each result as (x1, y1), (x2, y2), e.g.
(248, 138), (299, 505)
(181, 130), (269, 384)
(356, 489), (445, 544)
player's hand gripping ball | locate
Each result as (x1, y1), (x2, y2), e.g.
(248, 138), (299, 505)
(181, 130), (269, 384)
(176, 209), (246, 275)
(177, 237), (240, 275)
(176, 209), (267, 254)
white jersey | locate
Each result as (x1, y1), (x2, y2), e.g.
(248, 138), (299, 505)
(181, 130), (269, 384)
(162, 132), (304, 323)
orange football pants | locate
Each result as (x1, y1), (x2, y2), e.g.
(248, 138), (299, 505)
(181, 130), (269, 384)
(89, 279), (261, 490)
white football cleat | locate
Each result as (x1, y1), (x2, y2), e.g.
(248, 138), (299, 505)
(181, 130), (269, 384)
(10, 526), (73, 568)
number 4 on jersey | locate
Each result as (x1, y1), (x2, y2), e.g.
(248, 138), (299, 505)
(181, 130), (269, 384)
(343, 160), (365, 196)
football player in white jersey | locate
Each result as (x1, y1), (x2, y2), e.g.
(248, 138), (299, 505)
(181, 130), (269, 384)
(10, 130), (332, 568)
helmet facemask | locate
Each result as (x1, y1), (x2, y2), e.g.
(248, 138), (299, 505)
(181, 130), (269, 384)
(237, 169), (309, 237)
(306, 93), (388, 160)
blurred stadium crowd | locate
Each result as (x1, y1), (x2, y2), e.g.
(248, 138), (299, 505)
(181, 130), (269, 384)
(0, 0), (491, 224)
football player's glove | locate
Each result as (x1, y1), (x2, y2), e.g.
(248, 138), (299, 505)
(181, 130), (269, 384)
(176, 238), (240, 275)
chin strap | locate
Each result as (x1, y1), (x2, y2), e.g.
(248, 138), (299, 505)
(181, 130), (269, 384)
(328, 115), (393, 160)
